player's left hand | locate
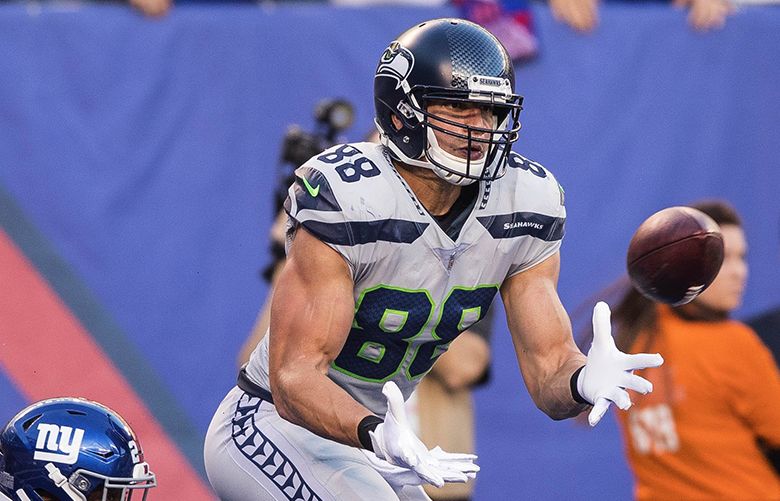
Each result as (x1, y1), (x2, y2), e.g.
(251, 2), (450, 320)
(369, 381), (480, 487)
(577, 301), (664, 426)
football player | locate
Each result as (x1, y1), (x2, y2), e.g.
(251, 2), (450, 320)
(204, 18), (663, 500)
(0, 398), (156, 501)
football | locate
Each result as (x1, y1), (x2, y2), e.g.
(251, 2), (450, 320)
(627, 206), (725, 305)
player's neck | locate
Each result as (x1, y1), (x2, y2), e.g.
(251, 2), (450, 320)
(394, 161), (461, 216)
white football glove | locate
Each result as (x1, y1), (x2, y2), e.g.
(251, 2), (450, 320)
(578, 301), (664, 426)
(360, 450), (425, 490)
(369, 381), (480, 488)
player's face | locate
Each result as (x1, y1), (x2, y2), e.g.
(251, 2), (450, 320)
(694, 224), (748, 313)
(426, 101), (495, 161)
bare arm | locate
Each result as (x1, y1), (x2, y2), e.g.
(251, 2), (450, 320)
(268, 226), (373, 447)
(500, 252), (588, 420)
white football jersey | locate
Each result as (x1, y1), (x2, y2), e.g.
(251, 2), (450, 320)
(246, 142), (566, 415)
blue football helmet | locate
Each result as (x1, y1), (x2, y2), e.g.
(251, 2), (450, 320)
(0, 398), (156, 501)
(374, 18), (524, 185)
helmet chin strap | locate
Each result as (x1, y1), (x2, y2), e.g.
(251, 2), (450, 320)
(377, 123), (478, 186)
(45, 463), (87, 501)
(425, 129), (483, 186)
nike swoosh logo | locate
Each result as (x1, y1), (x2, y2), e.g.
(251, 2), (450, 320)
(300, 176), (320, 197)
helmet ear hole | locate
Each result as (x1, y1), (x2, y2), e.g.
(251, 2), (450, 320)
(390, 113), (404, 132)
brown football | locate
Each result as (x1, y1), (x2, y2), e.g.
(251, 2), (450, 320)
(627, 206), (725, 305)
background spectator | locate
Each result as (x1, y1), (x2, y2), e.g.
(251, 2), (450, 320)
(129, 0), (172, 16)
(611, 200), (780, 500)
(549, 0), (733, 33)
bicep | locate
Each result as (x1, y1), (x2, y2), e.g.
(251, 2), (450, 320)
(269, 227), (355, 378)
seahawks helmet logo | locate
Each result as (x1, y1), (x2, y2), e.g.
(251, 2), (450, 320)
(376, 42), (414, 90)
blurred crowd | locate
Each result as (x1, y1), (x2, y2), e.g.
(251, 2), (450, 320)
(121, 0), (757, 48)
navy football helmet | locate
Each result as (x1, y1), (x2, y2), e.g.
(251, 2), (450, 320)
(374, 18), (523, 185)
(0, 398), (156, 501)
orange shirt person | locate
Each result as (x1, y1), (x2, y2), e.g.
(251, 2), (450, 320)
(613, 200), (780, 500)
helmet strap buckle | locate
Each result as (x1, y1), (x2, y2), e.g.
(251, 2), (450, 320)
(396, 101), (414, 120)
(45, 463), (87, 501)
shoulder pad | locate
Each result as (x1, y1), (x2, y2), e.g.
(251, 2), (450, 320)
(506, 152), (550, 179)
(284, 143), (406, 246)
(286, 143), (391, 215)
(506, 152), (565, 207)
(479, 151), (565, 241)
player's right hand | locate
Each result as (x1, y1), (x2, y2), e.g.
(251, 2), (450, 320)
(369, 381), (480, 488)
(360, 450), (425, 490)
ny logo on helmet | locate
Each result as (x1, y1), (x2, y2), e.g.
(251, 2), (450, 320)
(376, 42), (414, 90)
(33, 423), (85, 465)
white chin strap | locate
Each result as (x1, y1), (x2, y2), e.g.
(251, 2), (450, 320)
(377, 118), (509, 187)
(425, 128), (484, 186)
(378, 126), (479, 187)
(45, 463), (86, 501)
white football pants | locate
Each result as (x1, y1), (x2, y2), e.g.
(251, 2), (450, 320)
(204, 386), (430, 501)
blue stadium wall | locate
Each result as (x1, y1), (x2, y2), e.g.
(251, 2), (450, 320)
(0, 3), (778, 499)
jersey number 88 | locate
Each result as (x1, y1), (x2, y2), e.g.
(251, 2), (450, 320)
(332, 284), (497, 382)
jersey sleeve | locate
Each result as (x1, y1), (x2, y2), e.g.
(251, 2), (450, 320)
(282, 143), (394, 278)
(504, 155), (567, 278)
